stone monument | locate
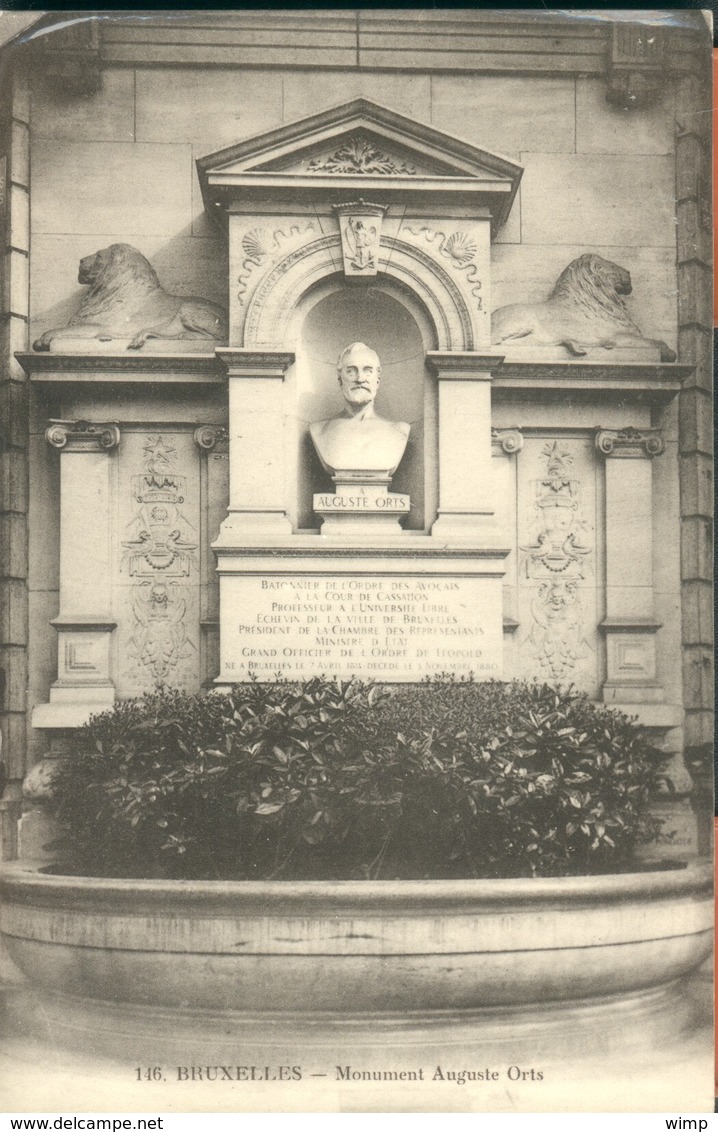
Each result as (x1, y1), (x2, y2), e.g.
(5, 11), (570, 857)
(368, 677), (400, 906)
(310, 342), (411, 534)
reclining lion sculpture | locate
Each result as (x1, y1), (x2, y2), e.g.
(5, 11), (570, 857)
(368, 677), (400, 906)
(491, 253), (676, 362)
(33, 243), (228, 351)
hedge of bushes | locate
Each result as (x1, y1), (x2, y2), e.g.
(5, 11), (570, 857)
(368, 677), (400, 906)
(49, 677), (666, 880)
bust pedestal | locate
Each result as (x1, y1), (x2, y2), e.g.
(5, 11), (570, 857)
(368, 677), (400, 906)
(313, 470), (410, 535)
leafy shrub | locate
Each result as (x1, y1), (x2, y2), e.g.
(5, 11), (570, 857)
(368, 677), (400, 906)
(49, 678), (666, 881)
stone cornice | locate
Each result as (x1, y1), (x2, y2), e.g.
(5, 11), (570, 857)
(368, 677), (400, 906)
(214, 543), (510, 562)
(19, 352), (691, 400)
(50, 615), (117, 632)
(17, 352), (224, 384)
(80, 12), (706, 81)
(599, 618), (663, 633)
(215, 349), (295, 378)
(426, 352), (505, 379)
(492, 361), (692, 402)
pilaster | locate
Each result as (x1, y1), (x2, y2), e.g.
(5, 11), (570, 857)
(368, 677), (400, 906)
(33, 421), (120, 729)
(425, 350), (502, 541)
(214, 349), (294, 543)
(426, 352), (504, 541)
(595, 427), (665, 704)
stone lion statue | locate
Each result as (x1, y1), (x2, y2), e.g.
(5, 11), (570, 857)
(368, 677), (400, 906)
(33, 243), (228, 351)
(491, 253), (676, 362)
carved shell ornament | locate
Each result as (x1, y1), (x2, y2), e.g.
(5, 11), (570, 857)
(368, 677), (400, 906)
(308, 135), (416, 176)
(237, 222), (316, 304)
(404, 225), (483, 311)
(242, 228), (273, 262)
(442, 231), (478, 267)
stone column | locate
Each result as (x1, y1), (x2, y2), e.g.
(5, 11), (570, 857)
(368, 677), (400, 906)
(214, 349), (294, 543)
(595, 427), (665, 704)
(33, 420), (120, 728)
(426, 352), (504, 540)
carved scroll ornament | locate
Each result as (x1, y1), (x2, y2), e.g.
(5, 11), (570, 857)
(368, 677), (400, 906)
(237, 223), (316, 304)
(491, 428), (524, 455)
(46, 419), (120, 452)
(194, 425), (228, 451)
(594, 427), (665, 458)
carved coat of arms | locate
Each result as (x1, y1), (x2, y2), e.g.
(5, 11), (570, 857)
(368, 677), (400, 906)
(333, 201), (388, 277)
(520, 442), (594, 681)
(123, 436), (197, 682)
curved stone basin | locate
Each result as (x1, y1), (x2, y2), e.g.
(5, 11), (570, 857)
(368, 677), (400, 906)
(1, 861), (712, 1017)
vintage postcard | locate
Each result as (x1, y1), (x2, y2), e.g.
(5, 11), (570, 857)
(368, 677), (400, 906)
(0, 7), (713, 1114)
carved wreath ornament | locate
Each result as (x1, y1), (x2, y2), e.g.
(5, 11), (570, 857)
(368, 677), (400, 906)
(308, 135), (416, 176)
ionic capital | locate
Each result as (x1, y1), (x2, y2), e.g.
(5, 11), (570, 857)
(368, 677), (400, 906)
(45, 420), (121, 452)
(491, 427), (524, 455)
(594, 427), (665, 458)
(194, 425), (228, 451)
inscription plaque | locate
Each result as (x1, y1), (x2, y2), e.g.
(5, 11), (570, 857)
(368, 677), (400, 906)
(220, 573), (503, 682)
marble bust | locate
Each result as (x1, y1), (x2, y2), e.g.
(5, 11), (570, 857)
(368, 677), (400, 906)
(309, 343), (410, 477)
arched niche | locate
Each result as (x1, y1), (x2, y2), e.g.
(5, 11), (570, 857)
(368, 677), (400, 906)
(203, 102), (523, 546)
(243, 234), (475, 354)
(283, 276), (437, 532)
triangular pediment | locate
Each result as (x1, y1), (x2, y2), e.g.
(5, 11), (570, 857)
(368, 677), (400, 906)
(255, 128), (457, 179)
(197, 98), (522, 233)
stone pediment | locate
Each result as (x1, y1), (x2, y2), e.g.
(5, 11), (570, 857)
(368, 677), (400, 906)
(197, 98), (522, 234)
(256, 129), (450, 179)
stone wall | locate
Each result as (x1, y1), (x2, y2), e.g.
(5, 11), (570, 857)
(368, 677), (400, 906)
(0, 66), (30, 858)
(28, 64), (678, 352)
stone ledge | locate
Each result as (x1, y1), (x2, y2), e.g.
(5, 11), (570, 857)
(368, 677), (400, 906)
(32, 702), (109, 730)
(599, 618), (662, 633)
(15, 352), (223, 384)
(594, 702), (684, 728)
(492, 360), (692, 401)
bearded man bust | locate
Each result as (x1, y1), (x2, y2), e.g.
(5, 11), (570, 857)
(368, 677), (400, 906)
(309, 342), (410, 478)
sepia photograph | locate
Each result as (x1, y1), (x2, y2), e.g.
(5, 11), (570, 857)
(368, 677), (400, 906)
(0, 6), (713, 1114)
